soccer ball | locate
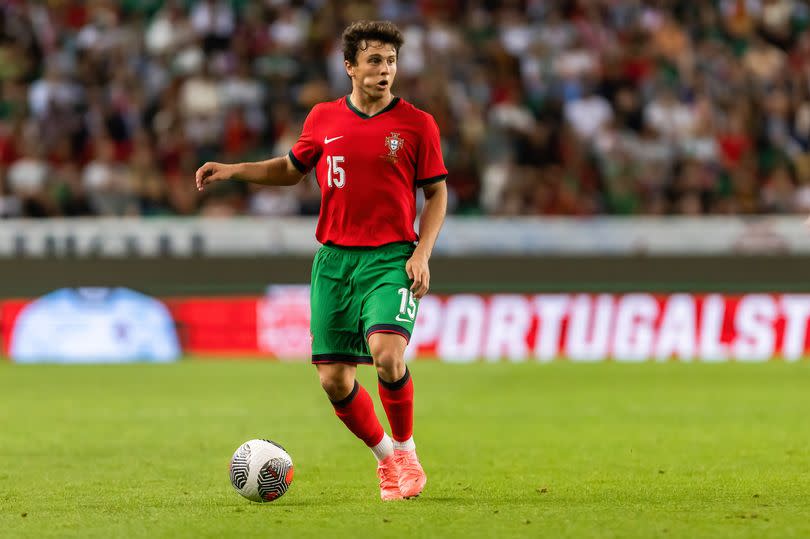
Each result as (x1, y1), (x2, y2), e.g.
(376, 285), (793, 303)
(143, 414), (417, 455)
(229, 439), (294, 502)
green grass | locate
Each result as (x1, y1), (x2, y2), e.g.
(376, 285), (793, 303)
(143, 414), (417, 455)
(1, 360), (809, 538)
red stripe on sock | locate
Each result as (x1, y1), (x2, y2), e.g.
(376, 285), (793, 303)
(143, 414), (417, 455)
(332, 384), (384, 447)
(378, 375), (414, 442)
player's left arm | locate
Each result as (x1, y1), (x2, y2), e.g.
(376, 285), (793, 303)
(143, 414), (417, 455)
(407, 181), (447, 299)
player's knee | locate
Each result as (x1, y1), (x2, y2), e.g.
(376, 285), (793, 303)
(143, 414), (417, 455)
(372, 348), (406, 382)
(318, 370), (354, 401)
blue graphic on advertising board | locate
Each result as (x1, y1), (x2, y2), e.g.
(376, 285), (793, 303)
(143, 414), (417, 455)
(10, 287), (180, 363)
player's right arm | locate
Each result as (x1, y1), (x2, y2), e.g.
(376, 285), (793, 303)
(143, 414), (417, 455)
(197, 106), (323, 192)
(195, 155), (304, 191)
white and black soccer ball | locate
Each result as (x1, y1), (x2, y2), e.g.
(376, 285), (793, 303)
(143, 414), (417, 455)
(229, 439), (294, 502)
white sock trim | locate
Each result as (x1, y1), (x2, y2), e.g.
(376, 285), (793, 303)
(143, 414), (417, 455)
(371, 433), (394, 461)
(393, 436), (415, 452)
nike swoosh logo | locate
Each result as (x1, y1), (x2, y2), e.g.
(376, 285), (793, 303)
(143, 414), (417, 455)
(324, 136), (344, 144)
(395, 315), (413, 323)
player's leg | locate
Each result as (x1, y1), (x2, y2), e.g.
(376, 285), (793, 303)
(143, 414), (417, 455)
(359, 243), (426, 498)
(359, 252), (418, 456)
(367, 332), (425, 498)
(315, 362), (399, 500)
(310, 246), (400, 500)
(367, 332), (412, 446)
(316, 362), (392, 459)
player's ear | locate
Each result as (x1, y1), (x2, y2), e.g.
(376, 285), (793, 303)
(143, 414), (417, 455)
(344, 60), (354, 79)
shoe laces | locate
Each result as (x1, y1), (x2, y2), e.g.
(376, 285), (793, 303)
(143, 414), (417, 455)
(395, 451), (421, 475)
(377, 461), (399, 486)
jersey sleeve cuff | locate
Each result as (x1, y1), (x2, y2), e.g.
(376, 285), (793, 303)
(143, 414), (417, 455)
(287, 150), (308, 174)
(415, 174), (447, 187)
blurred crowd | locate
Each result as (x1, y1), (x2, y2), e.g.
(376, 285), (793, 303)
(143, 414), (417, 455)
(1, 0), (810, 218)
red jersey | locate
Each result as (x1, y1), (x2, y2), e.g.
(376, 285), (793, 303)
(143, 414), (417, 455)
(289, 96), (447, 247)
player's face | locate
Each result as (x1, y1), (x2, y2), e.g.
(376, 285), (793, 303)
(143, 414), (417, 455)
(346, 41), (397, 100)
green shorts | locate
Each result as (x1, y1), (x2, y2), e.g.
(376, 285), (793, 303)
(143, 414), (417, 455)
(310, 242), (418, 365)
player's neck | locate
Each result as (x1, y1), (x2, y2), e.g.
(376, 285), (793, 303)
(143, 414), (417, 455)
(348, 90), (394, 117)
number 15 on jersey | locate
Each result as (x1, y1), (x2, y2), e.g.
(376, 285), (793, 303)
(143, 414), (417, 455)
(325, 156), (345, 188)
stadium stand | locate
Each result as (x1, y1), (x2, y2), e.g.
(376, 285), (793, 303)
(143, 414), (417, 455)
(0, 0), (808, 217)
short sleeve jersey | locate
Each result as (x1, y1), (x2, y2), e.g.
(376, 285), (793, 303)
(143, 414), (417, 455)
(289, 96), (447, 247)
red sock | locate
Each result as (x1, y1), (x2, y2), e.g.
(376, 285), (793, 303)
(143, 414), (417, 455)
(331, 381), (384, 447)
(378, 367), (414, 442)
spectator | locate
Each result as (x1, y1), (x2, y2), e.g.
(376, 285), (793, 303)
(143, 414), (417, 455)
(7, 134), (49, 198)
(564, 81), (613, 141)
(82, 137), (135, 215)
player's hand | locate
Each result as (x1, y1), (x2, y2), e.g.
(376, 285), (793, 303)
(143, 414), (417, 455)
(195, 162), (233, 191)
(406, 251), (430, 299)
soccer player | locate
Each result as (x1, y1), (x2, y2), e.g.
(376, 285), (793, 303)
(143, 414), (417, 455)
(195, 20), (447, 501)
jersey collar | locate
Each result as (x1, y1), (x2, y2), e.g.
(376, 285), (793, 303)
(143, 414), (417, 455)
(345, 95), (400, 120)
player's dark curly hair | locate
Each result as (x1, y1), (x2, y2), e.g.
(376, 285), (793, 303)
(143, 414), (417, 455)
(342, 20), (404, 65)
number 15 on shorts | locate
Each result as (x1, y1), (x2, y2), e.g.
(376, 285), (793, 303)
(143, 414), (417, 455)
(396, 287), (417, 323)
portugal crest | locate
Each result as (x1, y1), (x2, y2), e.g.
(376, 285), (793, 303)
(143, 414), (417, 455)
(383, 132), (404, 163)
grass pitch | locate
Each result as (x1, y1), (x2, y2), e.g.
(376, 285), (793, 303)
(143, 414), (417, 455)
(1, 360), (809, 539)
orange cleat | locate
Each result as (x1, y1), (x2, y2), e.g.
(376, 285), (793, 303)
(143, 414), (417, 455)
(376, 454), (403, 501)
(394, 449), (426, 498)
